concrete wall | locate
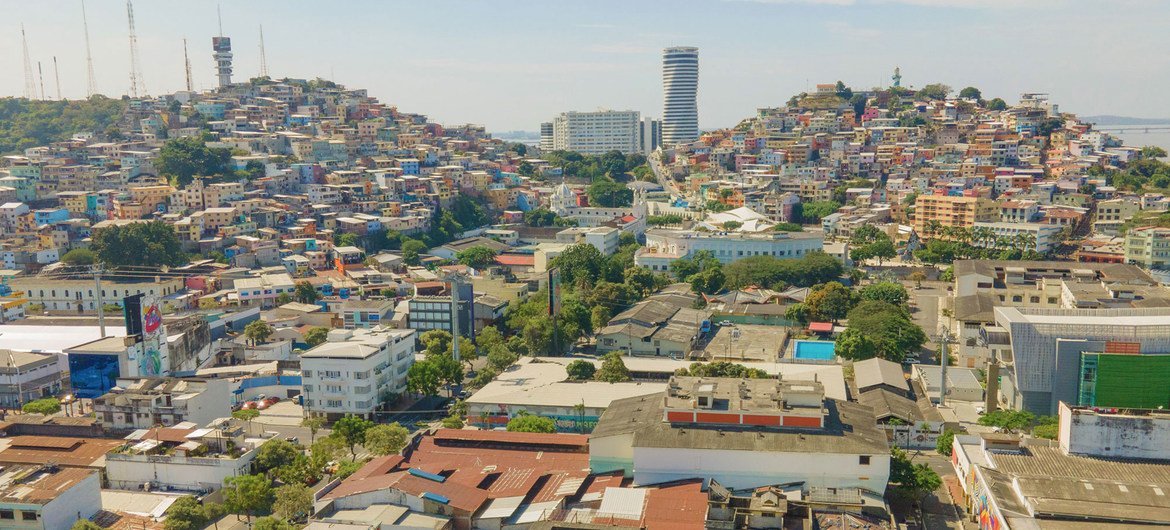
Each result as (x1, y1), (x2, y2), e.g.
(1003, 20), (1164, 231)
(588, 433), (635, 475)
(43, 471), (102, 530)
(105, 444), (261, 493)
(629, 446), (890, 493)
(1059, 402), (1170, 460)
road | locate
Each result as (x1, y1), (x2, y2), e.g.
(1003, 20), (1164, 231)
(648, 150), (682, 201)
(909, 283), (946, 363)
(915, 451), (970, 530)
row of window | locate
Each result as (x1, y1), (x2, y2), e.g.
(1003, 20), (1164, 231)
(0, 509), (37, 521)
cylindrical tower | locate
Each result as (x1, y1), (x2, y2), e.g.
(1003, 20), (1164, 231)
(662, 46), (699, 147)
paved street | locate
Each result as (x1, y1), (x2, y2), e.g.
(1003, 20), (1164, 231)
(914, 451), (969, 530)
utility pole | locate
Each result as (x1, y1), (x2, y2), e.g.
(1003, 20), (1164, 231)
(94, 265), (106, 338)
(82, 0), (97, 97)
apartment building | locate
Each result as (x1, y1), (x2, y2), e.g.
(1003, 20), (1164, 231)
(1125, 226), (1170, 271)
(913, 194), (997, 238)
(10, 276), (184, 313)
(92, 377), (232, 431)
(301, 327), (416, 420)
(105, 422), (271, 493)
(971, 221), (1062, 253)
(0, 351), (65, 410)
(551, 110), (641, 154)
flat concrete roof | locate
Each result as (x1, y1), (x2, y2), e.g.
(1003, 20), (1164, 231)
(0, 325), (126, 353)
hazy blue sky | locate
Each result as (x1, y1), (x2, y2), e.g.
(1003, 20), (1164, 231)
(3, 0), (1168, 132)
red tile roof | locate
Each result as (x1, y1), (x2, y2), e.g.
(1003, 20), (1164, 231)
(495, 254), (535, 267)
(431, 428), (589, 448)
(642, 479), (708, 530)
(808, 322), (833, 333)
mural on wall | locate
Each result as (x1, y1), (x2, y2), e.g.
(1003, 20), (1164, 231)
(974, 482), (1004, 530)
(140, 337), (163, 377)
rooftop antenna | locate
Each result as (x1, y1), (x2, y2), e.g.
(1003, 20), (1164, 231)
(217, 4), (223, 37)
(126, 0), (146, 98)
(258, 24), (268, 78)
(82, 0), (97, 97)
(183, 38), (193, 91)
(21, 24), (36, 99)
(37, 61), (46, 100)
(53, 57), (62, 100)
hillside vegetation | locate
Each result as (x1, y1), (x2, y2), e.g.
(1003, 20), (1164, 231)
(0, 96), (127, 154)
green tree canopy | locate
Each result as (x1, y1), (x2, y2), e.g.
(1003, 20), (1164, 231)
(978, 409), (1036, 433)
(363, 423), (410, 455)
(958, 86), (982, 100)
(587, 177), (634, 207)
(157, 136), (233, 187)
(271, 483), (313, 523)
(223, 474), (273, 522)
(304, 327), (330, 347)
(506, 413), (557, 433)
(917, 83), (951, 100)
(21, 397), (60, 415)
(407, 359), (443, 396)
(839, 301), (926, 362)
(92, 221), (187, 267)
(244, 320), (274, 345)
(456, 246), (498, 269)
(254, 439), (301, 475)
(805, 282), (856, 323)
(859, 281), (909, 306)
(401, 239), (428, 265)
(332, 415), (374, 461)
(722, 252), (842, 290)
(294, 281), (320, 304)
(678, 361), (768, 378)
(0, 96), (127, 154)
(60, 248), (96, 265)
(799, 201), (842, 223)
(889, 447), (942, 501)
(596, 352), (632, 382)
(565, 359), (597, 380)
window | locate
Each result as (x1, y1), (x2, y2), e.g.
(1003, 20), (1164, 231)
(859, 455), (871, 465)
(327, 399), (343, 408)
(20, 511), (36, 521)
(302, 370), (312, 378)
(0, 510), (13, 520)
(1030, 296), (1040, 303)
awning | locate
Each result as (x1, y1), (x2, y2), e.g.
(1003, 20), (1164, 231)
(808, 322), (833, 333)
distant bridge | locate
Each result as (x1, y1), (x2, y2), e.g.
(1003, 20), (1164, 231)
(1091, 125), (1170, 133)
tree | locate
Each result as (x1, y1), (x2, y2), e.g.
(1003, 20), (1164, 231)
(303, 327), (329, 347)
(987, 97), (1008, 111)
(958, 86), (982, 100)
(524, 208), (559, 227)
(442, 415), (465, 429)
(587, 177), (633, 207)
(806, 282), (855, 323)
(301, 416), (325, 445)
(842, 301), (926, 362)
(0, 95), (127, 154)
(800, 200), (841, 222)
(271, 483), (312, 522)
(680, 361), (768, 378)
(565, 359), (597, 380)
(60, 248), (96, 265)
(456, 246), (498, 269)
(401, 239), (428, 265)
(254, 439), (301, 475)
(363, 423), (410, 455)
(407, 358), (443, 396)
(1142, 146), (1168, 159)
(889, 447), (941, 501)
(245, 320), (274, 345)
(784, 302), (810, 324)
(252, 517), (296, 530)
(275, 292), (292, 305)
(294, 281), (319, 304)
(550, 243), (606, 288)
(157, 136), (232, 187)
(506, 413), (557, 433)
(1032, 415), (1059, 439)
(21, 397), (60, 415)
(917, 83), (951, 100)
(73, 522), (105, 530)
(332, 415), (374, 461)
(936, 429), (956, 456)
(420, 329), (454, 357)
(232, 408), (259, 434)
(223, 474), (273, 522)
(772, 222), (802, 232)
(596, 352), (632, 382)
(978, 410), (1036, 433)
(162, 496), (219, 530)
(835, 328), (878, 361)
(689, 267), (726, 295)
(908, 270), (927, 289)
(91, 221), (187, 267)
(309, 435), (346, 473)
(860, 281), (909, 306)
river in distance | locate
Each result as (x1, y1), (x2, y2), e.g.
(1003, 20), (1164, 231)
(1103, 124), (1170, 154)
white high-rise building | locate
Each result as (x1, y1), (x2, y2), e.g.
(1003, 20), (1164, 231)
(662, 46), (699, 147)
(539, 121), (554, 151)
(213, 36), (233, 88)
(550, 110), (641, 154)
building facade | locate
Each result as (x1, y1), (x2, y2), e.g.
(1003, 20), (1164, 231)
(551, 110), (641, 155)
(662, 47), (699, 147)
(301, 327), (416, 420)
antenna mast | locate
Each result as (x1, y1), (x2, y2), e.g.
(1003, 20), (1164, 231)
(183, 38), (194, 92)
(126, 0), (146, 98)
(37, 61), (46, 100)
(53, 57), (62, 100)
(21, 24), (37, 100)
(258, 25), (268, 78)
(82, 0), (97, 97)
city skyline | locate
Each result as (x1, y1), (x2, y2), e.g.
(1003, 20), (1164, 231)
(2, 0), (1169, 132)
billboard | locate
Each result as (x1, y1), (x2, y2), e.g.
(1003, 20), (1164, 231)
(548, 268), (562, 317)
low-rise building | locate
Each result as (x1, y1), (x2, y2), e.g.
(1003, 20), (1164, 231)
(301, 327), (416, 420)
(105, 422), (270, 493)
(595, 299), (709, 358)
(1125, 225), (1170, 271)
(92, 377), (232, 431)
(0, 465), (102, 530)
(0, 351), (65, 410)
(636, 228), (824, 272)
(590, 376), (890, 492)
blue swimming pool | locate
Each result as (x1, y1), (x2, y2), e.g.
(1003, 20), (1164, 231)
(793, 340), (837, 361)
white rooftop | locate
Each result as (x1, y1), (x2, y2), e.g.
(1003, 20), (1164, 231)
(0, 324), (127, 354)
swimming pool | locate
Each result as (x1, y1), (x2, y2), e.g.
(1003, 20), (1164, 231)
(792, 340), (837, 361)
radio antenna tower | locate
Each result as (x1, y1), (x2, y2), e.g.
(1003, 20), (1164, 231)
(82, 0), (98, 97)
(37, 61), (46, 100)
(53, 57), (62, 100)
(21, 24), (37, 99)
(258, 25), (269, 78)
(183, 38), (194, 91)
(126, 0), (146, 98)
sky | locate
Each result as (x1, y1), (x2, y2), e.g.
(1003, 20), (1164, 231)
(2, 0), (1169, 132)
